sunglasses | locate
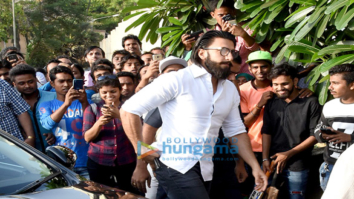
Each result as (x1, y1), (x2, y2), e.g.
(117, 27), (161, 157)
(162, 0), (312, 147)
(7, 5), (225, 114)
(97, 74), (117, 81)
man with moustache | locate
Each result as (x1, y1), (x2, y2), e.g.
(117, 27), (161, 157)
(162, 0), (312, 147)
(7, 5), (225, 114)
(262, 64), (321, 199)
(122, 34), (142, 56)
(120, 30), (267, 198)
(10, 64), (56, 152)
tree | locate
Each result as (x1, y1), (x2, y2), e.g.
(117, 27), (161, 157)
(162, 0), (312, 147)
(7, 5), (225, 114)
(23, 0), (103, 67)
(121, 0), (217, 56)
(124, 0), (354, 105)
(87, 0), (138, 33)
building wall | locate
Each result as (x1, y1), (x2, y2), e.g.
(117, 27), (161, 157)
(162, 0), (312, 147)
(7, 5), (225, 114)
(99, 12), (162, 60)
(2, 34), (27, 58)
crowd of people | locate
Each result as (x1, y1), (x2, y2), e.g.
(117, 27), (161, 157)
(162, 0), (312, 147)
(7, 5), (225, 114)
(1, 0), (354, 199)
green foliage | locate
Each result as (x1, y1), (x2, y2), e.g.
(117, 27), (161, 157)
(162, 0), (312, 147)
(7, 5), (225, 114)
(22, 0), (103, 67)
(121, 0), (217, 57)
(237, 0), (354, 105)
(87, 0), (138, 33)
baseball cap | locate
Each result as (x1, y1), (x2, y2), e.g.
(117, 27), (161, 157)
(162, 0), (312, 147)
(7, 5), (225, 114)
(245, 51), (272, 64)
(159, 56), (187, 73)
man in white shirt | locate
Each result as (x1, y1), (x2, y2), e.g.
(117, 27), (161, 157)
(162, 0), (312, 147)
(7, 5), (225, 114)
(120, 30), (267, 199)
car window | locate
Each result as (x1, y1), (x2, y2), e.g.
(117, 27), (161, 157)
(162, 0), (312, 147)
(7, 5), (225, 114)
(0, 136), (67, 195)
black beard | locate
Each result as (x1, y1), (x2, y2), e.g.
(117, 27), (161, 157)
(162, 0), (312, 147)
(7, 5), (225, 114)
(204, 57), (231, 80)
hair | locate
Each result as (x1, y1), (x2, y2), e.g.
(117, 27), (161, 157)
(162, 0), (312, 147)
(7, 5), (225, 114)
(142, 52), (153, 56)
(191, 30), (236, 67)
(45, 59), (61, 74)
(49, 65), (74, 81)
(209, 0), (235, 11)
(9, 64), (36, 82)
(56, 55), (73, 62)
(95, 77), (122, 91)
(268, 63), (298, 80)
(150, 47), (165, 54)
(90, 59), (114, 80)
(84, 46), (105, 58)
(36, 67), (46, 75)
(0, 60), (12, 70)
(0, 47), (19, 60)
(329, 64), (354, 85)
(112, 50), (130, 60)
(232, 51), (242, 64)
(71, 63), (84, 77)
(2, 51), (25, 68)
(122, 34), (142, 49)
(119, 54), (144, 68)
(136, 65), (148, 81)
(117, 71), (136, 83)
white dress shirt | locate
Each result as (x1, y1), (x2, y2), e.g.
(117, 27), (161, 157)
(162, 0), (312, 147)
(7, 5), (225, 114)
(122, 64), (246, 181)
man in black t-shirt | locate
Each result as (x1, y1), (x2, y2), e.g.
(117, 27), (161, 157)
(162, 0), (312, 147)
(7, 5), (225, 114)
(262, 64), (321, 199)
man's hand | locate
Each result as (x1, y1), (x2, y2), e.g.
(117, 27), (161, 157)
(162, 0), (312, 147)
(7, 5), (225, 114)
(298, 88), (314, 98)
(44, 133), (56, 145)
(322, 128), (352, 144)
(227, 23), (247, 37)
(142, 63), (159, 80)
(252, 168), (268, 192)
(235, 162), (248, 183)
(181, 34), (195, 51)
(257, 91), (273, 108)
(24, 137), (35, 147)
(77, 89), (88, 105)
(64, 87), (80, 107)
(262, 159), (270, 174)
(271, 151), (293, 174)
(131, 160), (151, 193)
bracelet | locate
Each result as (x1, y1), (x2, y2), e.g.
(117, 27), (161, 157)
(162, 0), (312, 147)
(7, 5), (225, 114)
(27, 136), (33, 139)
(262, 158), (269, 162)
(250, 111), (259, 117)
(255, 105), (262, 109)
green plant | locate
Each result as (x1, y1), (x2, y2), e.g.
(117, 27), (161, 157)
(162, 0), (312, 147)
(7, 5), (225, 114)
(236, 0), (354, 105)
(121, 0), (217, 56)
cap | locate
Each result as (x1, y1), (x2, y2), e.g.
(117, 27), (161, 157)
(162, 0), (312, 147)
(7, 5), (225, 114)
(159, 56), (187, 73)
(245, 51), (272, 64)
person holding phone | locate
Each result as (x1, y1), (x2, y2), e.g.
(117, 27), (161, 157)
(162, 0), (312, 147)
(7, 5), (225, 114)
(39, 66), (91, 179)
(314, 64), (354, 191)
(209, 0), (259, 75)
(83, 75), (139, 195)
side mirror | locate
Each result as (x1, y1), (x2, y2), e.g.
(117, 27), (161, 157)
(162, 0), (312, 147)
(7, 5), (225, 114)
(46, 145), (77, 170)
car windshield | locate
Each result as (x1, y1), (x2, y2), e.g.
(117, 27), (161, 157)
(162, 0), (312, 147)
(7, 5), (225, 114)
(0, 135), (53, 195)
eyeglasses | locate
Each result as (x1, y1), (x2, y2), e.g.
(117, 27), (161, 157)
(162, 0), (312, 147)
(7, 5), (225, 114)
(203, 47), (236, 57)
(97, 74), (117, 81)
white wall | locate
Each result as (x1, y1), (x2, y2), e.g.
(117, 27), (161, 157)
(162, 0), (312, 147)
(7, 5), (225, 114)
(99, 11), (162, 60)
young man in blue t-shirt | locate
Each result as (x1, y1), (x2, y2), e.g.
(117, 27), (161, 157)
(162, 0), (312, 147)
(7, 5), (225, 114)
(39, 66), (91, 179)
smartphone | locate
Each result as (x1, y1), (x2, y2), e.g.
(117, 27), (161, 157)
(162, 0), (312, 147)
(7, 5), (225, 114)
(73, 79), (84, 90)
(222, 14), (237, 25)
(152, 54), (163, 61)
(186, 30), (203, 40)
(7, 54), (18, 62)
(320, 126), (335, 135)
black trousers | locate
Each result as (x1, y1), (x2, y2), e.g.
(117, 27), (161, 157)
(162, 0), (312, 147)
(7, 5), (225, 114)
(155, 160), (211, 199)
(87, 158), (140, 195)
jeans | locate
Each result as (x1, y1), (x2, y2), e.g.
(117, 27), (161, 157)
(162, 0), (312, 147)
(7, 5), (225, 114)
(155, 160), (211, 199)
(268, 169), (309, 199)
(73, 167), (90, 180)
(319, 162), (334, 191)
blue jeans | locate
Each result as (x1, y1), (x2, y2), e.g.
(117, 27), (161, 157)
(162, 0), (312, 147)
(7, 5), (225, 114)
(319, 162), (334, 191)
(73, 167), (90, 180)
(268, 169), (309, 199)
(155, 160), (211, 199)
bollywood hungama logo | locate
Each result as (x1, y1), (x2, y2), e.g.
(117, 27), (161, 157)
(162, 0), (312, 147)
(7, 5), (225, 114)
(137, 141), (159, 159)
